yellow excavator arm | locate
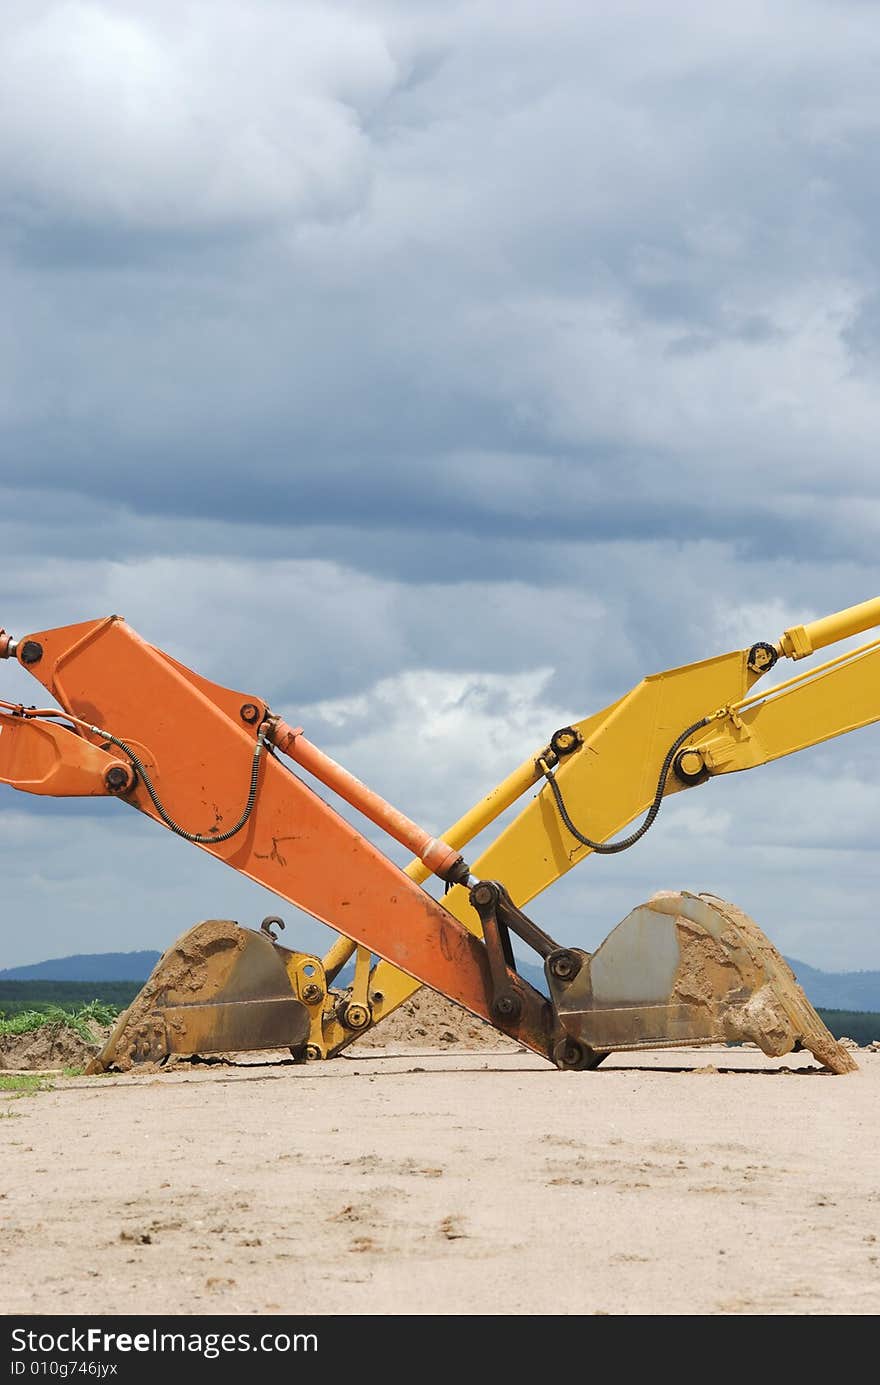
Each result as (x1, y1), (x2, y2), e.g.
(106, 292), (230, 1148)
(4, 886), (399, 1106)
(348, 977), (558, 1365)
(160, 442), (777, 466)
(318, 597), (880, 1057)
(1, 597), (877, 1076)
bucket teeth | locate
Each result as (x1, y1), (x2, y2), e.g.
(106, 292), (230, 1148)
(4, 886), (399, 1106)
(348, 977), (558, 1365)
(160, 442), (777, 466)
(696, 895), (857, 1074)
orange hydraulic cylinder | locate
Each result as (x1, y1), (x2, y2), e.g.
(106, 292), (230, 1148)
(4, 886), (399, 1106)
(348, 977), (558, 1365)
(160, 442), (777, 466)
(267, 717), (467, 883)
(7, 615), (553, 1059)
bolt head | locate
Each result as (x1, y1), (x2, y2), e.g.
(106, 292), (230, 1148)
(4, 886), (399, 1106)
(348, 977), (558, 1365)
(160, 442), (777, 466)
(548, 950), (580, 982)
(493, 994), (522, 1023)
(678, 750), (703, 776)
(104, 765), (132, 794)
(20, 640), (43, 665)
(239, 702), (260, 724)
(343, 1003), (370, 1030)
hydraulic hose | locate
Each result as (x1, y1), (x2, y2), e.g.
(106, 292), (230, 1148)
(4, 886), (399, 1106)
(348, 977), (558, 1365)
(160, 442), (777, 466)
(538, 717), (710, 854)
(91, 726), (266, 844)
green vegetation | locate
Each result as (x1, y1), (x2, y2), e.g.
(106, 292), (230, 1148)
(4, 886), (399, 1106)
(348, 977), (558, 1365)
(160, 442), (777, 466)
(0, 999), (119, 1040)
(816, 1008), (880, 1046)
(0, 983), (126, 1044)
(0, 1074), (52, 1096)
(0, 980), (141, 1014)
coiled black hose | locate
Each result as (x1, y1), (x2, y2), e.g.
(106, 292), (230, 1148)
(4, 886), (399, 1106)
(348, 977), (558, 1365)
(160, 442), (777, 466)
(539, 716), (710, 854)
(94, 727), (266, 844)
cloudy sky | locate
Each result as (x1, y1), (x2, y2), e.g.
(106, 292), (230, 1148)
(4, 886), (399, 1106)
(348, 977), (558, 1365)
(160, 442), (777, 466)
(1, 0), (879, 976)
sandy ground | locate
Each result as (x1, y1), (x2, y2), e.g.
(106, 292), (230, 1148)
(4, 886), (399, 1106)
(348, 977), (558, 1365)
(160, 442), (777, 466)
(2, 1029), (879, 1317)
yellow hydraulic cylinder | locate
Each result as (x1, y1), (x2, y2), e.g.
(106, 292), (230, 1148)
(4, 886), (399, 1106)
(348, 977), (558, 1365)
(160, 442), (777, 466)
(405, 752), (547, 885)
(320, 702), (623, 986)
(779, 595), (880, 660)
(321, 751), (545, 979)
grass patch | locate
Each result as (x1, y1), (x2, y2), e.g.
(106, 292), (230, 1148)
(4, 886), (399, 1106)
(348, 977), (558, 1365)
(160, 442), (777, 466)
(0, 1000), (118, 1041)
(0, 1074), (53, 1096)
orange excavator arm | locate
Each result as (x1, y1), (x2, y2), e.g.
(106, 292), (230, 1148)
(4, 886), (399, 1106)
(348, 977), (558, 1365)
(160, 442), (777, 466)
(0, 616), (555, 1059)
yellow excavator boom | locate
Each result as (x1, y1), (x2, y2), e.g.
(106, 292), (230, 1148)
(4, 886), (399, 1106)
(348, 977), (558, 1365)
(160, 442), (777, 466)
(316, 601), (880, 1058)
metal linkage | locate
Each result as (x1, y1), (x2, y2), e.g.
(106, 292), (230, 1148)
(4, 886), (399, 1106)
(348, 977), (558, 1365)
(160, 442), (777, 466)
(468, 879), (562, 1025)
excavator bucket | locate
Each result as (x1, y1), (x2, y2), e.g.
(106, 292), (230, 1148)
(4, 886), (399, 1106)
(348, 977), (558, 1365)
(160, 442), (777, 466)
(547, 892), (857, 1073)
(88, 919), (312, 1073)
(90, 896), (853, 1075)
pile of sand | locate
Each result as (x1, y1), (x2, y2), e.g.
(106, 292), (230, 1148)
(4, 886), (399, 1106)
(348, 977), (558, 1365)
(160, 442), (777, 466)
(352, 987), (521, 1050)
(0, 1022), (113, 1072)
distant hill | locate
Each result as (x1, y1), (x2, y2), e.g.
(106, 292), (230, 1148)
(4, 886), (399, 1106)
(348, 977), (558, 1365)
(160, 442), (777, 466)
(784, 958), (880, 1013)
(1, 949), (878, 1014)
(0, 951), (161, 981)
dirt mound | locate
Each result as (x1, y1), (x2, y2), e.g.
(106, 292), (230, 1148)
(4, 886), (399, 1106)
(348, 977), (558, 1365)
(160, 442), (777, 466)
(352, 987), (522, 1050)
(0, 1023), (114, 1072)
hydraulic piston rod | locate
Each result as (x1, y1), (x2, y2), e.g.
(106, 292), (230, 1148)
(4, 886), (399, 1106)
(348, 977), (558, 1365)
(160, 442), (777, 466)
(265, 715), (471, 885)
(778, 595), (880, 660)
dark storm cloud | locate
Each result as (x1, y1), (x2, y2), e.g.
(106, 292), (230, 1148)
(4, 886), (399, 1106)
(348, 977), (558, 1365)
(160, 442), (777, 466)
(2, 0), (879, 560)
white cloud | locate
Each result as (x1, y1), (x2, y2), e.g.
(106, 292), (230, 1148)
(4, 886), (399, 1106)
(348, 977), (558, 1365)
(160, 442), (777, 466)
(0, 2), (396, 230)
(290, 665), (569, 836)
